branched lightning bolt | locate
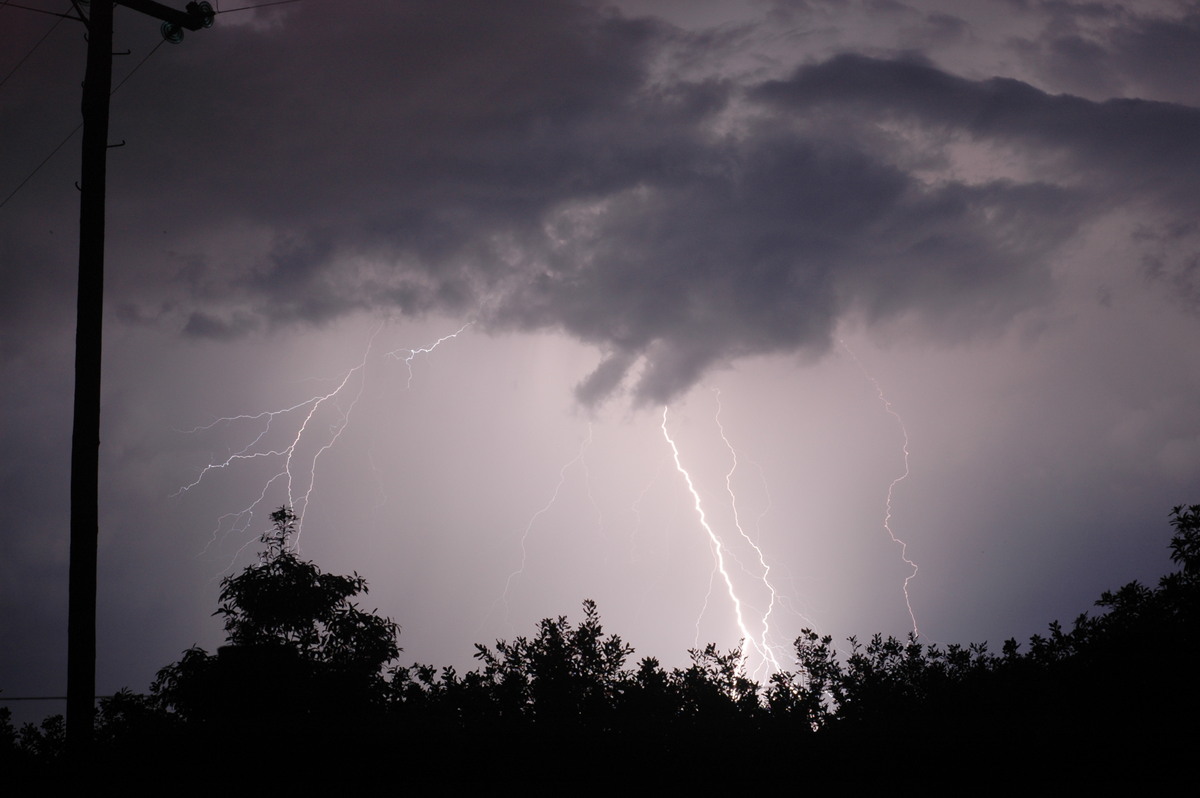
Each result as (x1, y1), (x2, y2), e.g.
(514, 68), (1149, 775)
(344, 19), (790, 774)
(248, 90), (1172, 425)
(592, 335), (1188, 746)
(733, 446), (821, 641)
(842, 342), (920, 636)
(713, 391), (784, 676)
(661, 406), (765, 674)
(176, 322), (472, 564)
(177, 325), (382, 556)
(385, 322), (473, 388)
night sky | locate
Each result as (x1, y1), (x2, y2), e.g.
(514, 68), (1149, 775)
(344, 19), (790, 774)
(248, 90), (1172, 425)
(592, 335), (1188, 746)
(3, 0), (1199, 716)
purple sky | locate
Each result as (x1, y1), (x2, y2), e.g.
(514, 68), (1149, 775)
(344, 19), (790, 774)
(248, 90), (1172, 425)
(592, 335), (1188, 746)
(3, 0), (1200, 715)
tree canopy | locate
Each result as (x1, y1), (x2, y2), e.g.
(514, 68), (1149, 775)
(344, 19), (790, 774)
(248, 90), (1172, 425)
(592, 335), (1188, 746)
(152, 507), (400, 729)
(5, 503), (1198, 783)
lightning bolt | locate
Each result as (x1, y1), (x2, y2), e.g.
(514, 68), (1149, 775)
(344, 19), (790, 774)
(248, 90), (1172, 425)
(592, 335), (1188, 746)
(661, 405), (768, 675)
(174, 321), (919, 666)
(176, 321), (471, 563)
(841, 342), (921, 636)
(386, 323), (473, 388)
(176, 325), (382, 557)
(713, 391), (785, 677)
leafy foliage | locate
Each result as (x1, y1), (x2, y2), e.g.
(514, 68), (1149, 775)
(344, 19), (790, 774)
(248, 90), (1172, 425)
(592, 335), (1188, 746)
(153, 507), (400, 724)
(17, 714), (65, 762)
(215, 507), (400, 674)
(673, 643), (763, 725)
(8, 502), (1198, 779)
(471, 599), (633, 726)
(1167, 503), (1200, 577)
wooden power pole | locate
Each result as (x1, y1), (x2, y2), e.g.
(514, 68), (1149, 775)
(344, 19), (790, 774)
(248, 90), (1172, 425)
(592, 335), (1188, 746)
(67, 0), (214, 761)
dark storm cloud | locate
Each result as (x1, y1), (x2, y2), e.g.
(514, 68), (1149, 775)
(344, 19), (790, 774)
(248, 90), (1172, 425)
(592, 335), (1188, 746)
(96, 0), (712, 330)
(112, 3), (1086, 403)
(504, 130), (1072, 403)
(1009, 1), (1200, 105)
(754, 50), (1200, 315)
(754, 52), (1200, 205)
(8, 1), (1191, 404)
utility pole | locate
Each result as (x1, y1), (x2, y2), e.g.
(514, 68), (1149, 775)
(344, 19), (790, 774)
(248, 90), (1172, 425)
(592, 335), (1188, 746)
(67, 0), (214, 762)
(67, 0), (113, 763)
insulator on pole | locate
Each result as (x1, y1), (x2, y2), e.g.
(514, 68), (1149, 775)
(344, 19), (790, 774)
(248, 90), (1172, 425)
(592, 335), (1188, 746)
(161, 21), (184, 43)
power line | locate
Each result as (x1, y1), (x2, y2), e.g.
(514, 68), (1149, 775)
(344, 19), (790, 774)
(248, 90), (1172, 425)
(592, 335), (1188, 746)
(0, 5), (71, 90)
(0, 0), (310, 210)
(0, 695), (124, 701)
(0, 2), (77, 20)
(219, 0), (305, 12)
(0, 121), (80, 210)
(112, 34), (166, 93)
(0, 35), (166, 211)
(0, 0), (302, 21)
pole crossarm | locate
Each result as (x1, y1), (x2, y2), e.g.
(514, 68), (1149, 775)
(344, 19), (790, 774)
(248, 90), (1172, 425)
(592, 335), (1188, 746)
(117, 0), (212, 30)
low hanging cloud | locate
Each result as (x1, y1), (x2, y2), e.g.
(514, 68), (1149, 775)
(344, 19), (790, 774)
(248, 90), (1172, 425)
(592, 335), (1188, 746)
(24, 0), (1195, 404)
(501, 130), (1077, 404)
(1004, 0), (1200, 106)
(753, 53), (1200, 210)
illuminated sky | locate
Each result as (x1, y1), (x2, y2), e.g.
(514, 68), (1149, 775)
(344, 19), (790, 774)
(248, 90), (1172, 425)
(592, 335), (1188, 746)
(3, 0), (1200, 713)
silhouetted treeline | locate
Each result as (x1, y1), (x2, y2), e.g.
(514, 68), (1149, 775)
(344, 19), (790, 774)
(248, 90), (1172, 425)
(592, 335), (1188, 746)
(6, 505), (1199, 784)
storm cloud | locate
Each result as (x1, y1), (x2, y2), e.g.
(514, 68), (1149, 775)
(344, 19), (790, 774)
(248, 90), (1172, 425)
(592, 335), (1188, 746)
(17, 0), (1177, 404)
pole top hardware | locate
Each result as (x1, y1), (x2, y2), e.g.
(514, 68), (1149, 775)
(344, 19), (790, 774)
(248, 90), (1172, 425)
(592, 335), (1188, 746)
(159, 2), (216, 43)
(112, 0), (215, 43)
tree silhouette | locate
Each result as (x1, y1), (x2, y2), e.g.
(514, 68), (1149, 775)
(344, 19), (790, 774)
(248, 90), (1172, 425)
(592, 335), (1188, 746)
(1167, 503), (1200, 577)
(7, 502), (1198, 784)
(153, 507), (400, 728)
(470, 599), (633, 727)
(214, 507), (399, 677)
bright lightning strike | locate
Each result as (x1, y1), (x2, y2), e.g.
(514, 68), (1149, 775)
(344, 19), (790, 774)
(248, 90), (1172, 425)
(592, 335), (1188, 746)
(386, 323), (473, 388)
(176, 322), (472, 564)
(661, 406), (768, 676)
(842, 342), (921, 636)
(176, 325), (383, 556)
(713, 391), (785, 677)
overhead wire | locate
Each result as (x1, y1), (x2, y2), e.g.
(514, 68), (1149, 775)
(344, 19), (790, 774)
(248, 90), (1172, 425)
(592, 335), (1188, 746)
(0, 4), (72, 90)
(0, 2), (77, 20)
(0, 20), (167, 211)
(112, 34), (166, 93)
(0, 120), (80, 210)
(218, 0), (304, 12)
(0, 0), (306, 211)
